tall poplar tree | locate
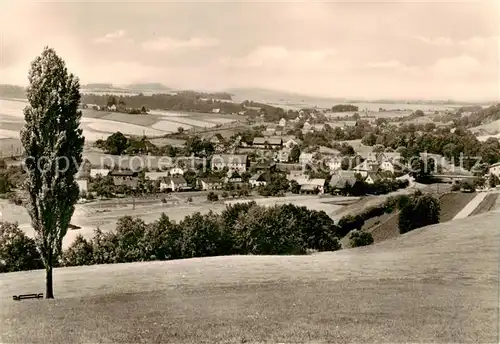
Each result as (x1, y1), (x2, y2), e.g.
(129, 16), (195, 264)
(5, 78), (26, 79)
(21, 47), (85, 298)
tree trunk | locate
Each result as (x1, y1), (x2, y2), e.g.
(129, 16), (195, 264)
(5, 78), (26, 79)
(45, 266), (54, 299)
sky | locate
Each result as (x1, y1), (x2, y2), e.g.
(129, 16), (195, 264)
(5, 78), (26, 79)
(0, 0), (499, 101)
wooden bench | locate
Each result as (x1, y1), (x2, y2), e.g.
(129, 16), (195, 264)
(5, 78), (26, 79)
(12, 293), (43, 301)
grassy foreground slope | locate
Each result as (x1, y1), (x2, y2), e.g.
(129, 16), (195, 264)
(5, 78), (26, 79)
(1, 211), (499, 343)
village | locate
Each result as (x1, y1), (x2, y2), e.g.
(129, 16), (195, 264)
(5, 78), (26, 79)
(73, 108), (498, 203)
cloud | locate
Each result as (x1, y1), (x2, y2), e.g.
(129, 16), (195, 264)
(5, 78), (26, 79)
(93, 30), (128, 44)
(141, 36), (219, 52)
(366, 60), (404, 69)
(458, 36), (499, 52)
(430, 54), (482, 77)
(219, 46), (337, 69)
(365, 60), (421, 76)
(414, 35), (499, 53)
(414, 35), (454, 47)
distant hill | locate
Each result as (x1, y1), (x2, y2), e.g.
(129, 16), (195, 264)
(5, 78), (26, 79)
(225, 87), (345, 109)
(126, 83), (171, 92)
(82, 83), (115, 89)
(0, 84), (26, 99)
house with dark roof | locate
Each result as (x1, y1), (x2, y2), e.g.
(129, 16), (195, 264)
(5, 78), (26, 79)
(108, 167), (140, 188)
(225, 170), (243, 183)
(252, 137), (283, 148)
(364, 172), (383, 185)
(329, 171), (357, 193)
(249, 172), (267, 187)
(300, 178), (326, 194)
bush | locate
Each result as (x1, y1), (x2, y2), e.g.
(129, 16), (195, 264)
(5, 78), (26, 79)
(0, 222), (43, 272)
(7, 192), (23, 206)
(349, 230), (374, 247)
(207, 192), (219, 202)
(61, 234), (94, 266)
(337, 214), (365, 238)
(233, 206), (307, 255)
(398, 191), (440, 234)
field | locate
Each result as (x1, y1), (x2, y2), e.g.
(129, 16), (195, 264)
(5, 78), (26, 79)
(439, 191), (478, 222)
(471, 118), (500, 135)
(0, 99), (240, 148)
(225, 195), (348, 216)
(0, 210), (498, 343)
(151, 120), (193, 132)
(364, 190), (478, 243)
(469, 193), (499, 216)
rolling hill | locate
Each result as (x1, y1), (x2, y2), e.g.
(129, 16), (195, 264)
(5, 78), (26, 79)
(1, 210), (498, 343)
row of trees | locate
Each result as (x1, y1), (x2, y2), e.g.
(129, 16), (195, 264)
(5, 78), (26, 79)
(95, 132), (216, 157)
(60, 202), (343, 265)
(82, 92), (240, 114)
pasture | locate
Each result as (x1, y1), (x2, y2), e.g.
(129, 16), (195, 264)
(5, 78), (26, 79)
(0, 210), (498, 343)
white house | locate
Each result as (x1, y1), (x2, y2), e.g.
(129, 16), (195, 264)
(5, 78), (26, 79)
(284, 138), (301, 149)
(364, 173), (382, 185)
(76, 179), (88, 194)
(327, 157), (343, 171)
(489, 162), (500, 177)
(160, 176), (188, 192)
(198, 178), (223, 190)
(249, 172), (267, 187)
(211, 154), (248, 172)
(279, 118), (287, 127)
(274, 149), (290, 163)
(299, 152), (314, 165)
(302, 122), (313, 134)
(169, 167), (184, 176)
(353, 160), (377, 177)
(108, 104), (117, 111)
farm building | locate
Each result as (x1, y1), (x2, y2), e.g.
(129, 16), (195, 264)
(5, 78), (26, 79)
(252, 137), (283, 148)
(108, 168), (139, 188)
(300, 178), (326, 194)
